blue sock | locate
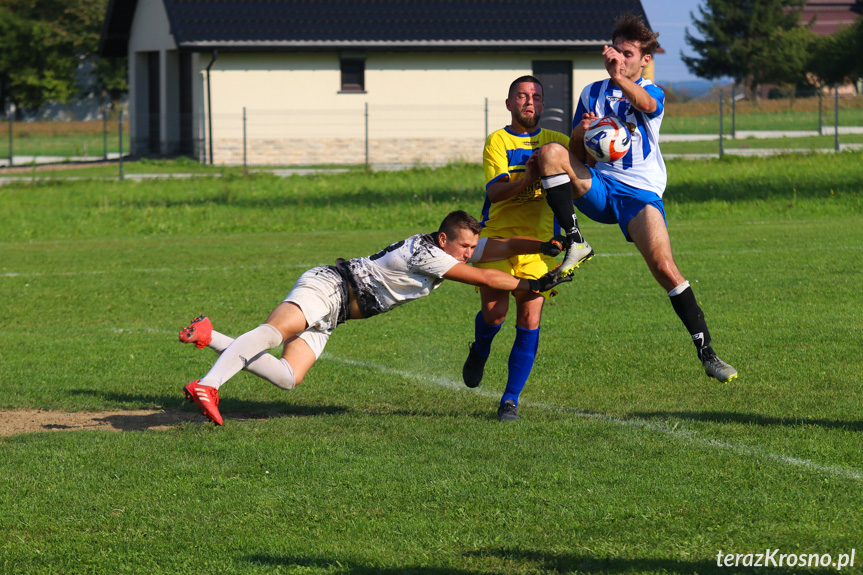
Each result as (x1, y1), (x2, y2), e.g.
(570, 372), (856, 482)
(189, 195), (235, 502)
(473, 311), (502, 358)
(501, 326), (539, 406)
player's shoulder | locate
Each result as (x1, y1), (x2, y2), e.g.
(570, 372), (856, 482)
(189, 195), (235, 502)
(580, 78), (608, 96)
(538, 128), (570, 146)
(485, 127), (511, 144)
(639, 78), (665, 97)
(407, 233), (444, 255)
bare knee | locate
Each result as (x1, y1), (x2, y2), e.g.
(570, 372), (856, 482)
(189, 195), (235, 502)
(535, 142), (569, 174)
(651, 258), (684, 290)
(514, 294), (544, 329)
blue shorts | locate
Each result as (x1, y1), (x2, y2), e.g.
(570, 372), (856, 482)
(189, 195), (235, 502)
(574, 169), (666, 243)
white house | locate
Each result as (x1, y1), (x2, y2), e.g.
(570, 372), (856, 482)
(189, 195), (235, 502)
(99, 0), (655, 166)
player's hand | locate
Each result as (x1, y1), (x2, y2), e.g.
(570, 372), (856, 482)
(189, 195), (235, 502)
(603, 45), (625, 80)
(572, 112), (597, 139)
(528, 265), (573, 293)
(540, 235), (567, 257)
(524, 153), (540, 186)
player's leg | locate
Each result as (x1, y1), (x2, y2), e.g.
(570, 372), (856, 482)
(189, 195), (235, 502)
(627, 206), (737, 382)
(196, 302), (305, 389)
(535, 143), (594, 276)
(498, 291), (544, 421)
(463, 287), (508, 388)
(183, 302), (306, 425)
(180, 315), (298, 389)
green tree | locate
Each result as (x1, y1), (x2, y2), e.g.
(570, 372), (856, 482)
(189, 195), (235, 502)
(0, 0), (125, 114)
(0, 4), (77, 112)
(809, 18), (863, 88)
(682, 0), (807, 97)
(750, 25), (819, 100)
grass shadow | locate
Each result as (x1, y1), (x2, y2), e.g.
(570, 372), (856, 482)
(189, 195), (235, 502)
(465, 547), (843, 574)
(244, 554), (492, 574)
(629, 410), (863, 432)
(247, 548), (842, 574)
(69, 388), (348, 423)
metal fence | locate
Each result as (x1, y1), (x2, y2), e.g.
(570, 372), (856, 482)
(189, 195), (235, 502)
(197, 102), (511, 168)
(2, 93), (862, 168)
(0, 107), (130, 167)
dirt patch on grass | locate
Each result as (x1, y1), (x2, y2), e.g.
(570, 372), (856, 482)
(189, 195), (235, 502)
(1, 406), (342, 436)
(0, 409), (205, 436)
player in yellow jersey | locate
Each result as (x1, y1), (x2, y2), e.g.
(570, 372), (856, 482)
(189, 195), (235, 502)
(463, 75), (593, 421)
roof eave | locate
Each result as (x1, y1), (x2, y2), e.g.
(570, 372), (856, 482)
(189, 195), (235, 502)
(176, 39), (609, 52)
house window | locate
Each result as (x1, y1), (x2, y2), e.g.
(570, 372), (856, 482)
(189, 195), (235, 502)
(340, 58), (365, 93)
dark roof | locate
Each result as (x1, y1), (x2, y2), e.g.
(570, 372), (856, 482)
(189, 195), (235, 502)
(100, 0), (651, 57)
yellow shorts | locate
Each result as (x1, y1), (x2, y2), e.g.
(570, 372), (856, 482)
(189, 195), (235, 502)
(473, 253), (559, 299)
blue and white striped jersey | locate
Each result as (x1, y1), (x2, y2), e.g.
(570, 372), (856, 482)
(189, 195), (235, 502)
(574, 78), (667, 196)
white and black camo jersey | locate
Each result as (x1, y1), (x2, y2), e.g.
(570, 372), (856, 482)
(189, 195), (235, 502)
(336, 233), (460, 318)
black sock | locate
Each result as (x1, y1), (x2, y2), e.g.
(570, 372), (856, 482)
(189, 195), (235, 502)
(669, 285), (712, 360)
(542, 175), (584, 244)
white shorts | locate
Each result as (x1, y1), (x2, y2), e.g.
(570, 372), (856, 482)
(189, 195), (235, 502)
(283, 266), (349, 359)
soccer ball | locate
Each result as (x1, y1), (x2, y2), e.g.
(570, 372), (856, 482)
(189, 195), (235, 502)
(584, 115), (631, 162)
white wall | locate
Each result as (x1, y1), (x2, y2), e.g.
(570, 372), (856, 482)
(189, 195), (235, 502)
(205, 51), (609, 111)
(195, 50), (616, 164)
(202, 51), (609, 146)
(127, 0), (177, 154)
(128, 0), (176, 53)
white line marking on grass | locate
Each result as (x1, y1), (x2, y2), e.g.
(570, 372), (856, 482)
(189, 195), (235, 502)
(327, 356), (863, 481)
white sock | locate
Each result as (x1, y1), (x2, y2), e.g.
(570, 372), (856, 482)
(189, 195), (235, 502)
(205, 330), (297, 390)
(207, 330), (233, 353)
(199, 324), (283, 389)
(667, 280), (691, 297)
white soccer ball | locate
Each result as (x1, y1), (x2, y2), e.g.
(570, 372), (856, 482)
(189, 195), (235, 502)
(584, 115), (631, 162)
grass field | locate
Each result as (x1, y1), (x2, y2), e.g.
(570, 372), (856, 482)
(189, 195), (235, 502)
(1, 155), (862, 574)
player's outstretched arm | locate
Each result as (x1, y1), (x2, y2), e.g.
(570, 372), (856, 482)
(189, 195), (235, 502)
(477, 235), (566, 263)
(443, 263), (571, 293)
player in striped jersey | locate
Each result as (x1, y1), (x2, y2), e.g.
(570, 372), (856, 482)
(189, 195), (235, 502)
(535, 14), (737, 382)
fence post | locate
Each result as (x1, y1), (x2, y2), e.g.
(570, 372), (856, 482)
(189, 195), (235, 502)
(718, 89), (724, 159)
(364, 102), (369, 169)
(731, 84), (736, 139)
(7, 107), (12, 167)
(818, 86), (823, 136)
(243, 107), (247, 169)
(484, 97), (488, 137)
(118, 111), (125, 181)
(103, 100), (109, 160)
(834, 84), (839, 152)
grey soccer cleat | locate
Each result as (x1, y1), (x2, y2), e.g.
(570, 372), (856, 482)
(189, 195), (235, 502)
(559, 240), (595, 276)
(497, 399), (520, 421)
(702, 352), (738, 383)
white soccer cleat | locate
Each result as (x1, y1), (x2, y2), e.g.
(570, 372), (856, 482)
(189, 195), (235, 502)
(559, 241), (595, 276)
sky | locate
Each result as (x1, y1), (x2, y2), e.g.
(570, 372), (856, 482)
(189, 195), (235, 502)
(639, 0), (708, 83)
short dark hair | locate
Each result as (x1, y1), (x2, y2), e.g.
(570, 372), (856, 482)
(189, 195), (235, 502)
(612, 13), (660, 56)
(508, 75), (543, 99)
(438, 210), (481, 237)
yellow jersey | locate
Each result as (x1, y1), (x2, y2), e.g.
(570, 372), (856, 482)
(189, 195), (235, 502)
(480, 126), (570, 239)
